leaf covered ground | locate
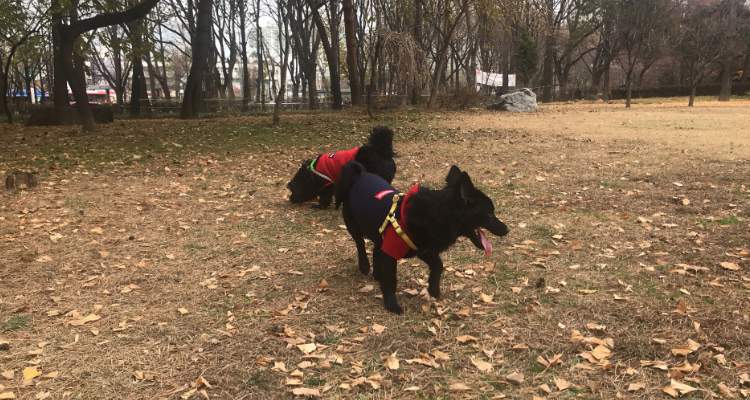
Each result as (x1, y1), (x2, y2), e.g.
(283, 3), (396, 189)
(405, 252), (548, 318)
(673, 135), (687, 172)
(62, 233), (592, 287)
(1, 102), (749, 399)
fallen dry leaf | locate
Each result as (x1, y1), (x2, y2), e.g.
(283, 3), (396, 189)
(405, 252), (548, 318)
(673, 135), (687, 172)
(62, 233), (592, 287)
(590, 345), (612, 360)
(68, 313), (101, 326)
(449, 382), (471, 392)
(431, 349), (450, 361)
(286, 377), (304, 386)
(627, 382), (646, 392)
(22, 367), (41, 386)
(505, 372), (524, 384)
(720, 262), (740, 271)
(662, 379), (698, 398)
(385, 353), (399, 370)
(291, 387), (320, 397)
(479, 293), (494, 304)
(371, 324), (386, 334)
(641, 360), (669, 370)
(1, 371), (13, 380)
(405, 356), (440, 368)
(0, 392), (16, 400)
(456, 335), (478, 344)
(296, 343), (317, 354)
(470, 356), (493, 372)
(177, 308), (189, 315)
(537, 353), (563, 368)
(554, 377), (571, 391)
(671, 339), (700, 357)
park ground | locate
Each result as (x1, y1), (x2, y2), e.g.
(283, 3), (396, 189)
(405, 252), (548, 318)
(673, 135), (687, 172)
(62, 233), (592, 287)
(0, 98), (749, 399)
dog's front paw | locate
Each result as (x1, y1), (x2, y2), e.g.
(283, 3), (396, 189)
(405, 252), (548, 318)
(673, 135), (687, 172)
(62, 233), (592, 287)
(384, 298), (403, 315)
(428, 285), (441, 299)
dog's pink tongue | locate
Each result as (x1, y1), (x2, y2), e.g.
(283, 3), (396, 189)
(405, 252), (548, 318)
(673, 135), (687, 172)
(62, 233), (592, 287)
(478, 228), (492, 257)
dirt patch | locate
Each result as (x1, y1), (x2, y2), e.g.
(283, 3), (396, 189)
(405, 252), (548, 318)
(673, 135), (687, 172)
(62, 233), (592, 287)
(0, 108), (749, 399)
(439, 99), (750, 160)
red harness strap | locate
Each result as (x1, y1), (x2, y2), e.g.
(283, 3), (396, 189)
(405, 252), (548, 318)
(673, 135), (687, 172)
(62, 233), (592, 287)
(312, 147), (360, 186)
(381, 184), (420, 260)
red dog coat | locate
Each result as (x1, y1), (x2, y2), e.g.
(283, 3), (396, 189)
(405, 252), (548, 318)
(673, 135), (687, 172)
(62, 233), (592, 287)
(312, 147), (360, 185)
(380, 184), (420, 260)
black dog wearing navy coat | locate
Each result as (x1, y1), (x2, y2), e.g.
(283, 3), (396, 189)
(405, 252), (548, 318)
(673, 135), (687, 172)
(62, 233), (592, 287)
(335, 162), (510, 314)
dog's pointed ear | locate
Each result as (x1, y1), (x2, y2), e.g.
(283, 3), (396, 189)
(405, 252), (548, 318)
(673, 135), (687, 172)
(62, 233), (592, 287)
(446, 165), (462, 186)
(459, 172), (475, 203)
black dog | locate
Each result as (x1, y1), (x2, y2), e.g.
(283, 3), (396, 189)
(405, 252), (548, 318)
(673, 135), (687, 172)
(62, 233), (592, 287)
(336, 162), (509, 314)
(287, 126), (396, 209)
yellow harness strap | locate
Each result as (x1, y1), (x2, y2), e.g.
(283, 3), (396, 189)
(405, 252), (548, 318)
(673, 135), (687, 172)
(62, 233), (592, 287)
(378, 193), (418, 251)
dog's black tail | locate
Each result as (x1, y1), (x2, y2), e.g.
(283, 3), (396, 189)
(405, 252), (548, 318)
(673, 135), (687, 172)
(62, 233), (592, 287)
(367, 126), (394, 159)
(335, 161), (366, 209)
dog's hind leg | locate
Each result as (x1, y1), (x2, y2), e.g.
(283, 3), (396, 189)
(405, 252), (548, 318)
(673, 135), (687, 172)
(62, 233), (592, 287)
(418, 252), (443, 299)
(315, 186), (334, 209)
(374, 249), (402, 314)
(342, 205), (370, 275)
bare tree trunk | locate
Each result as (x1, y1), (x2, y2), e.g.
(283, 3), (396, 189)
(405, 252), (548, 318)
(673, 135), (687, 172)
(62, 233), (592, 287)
(147, 58), (158, 99)
(541, 37), (554, 102)
(51, 0), (69, 117)
(129, 19), (146, 116)
(366, 31), (383, 118)
(255, 0), (265, 109)
(157, 22), (171, 99)
(1, 53), (13, 123)
(310, 0), (343, 109)
(273, 0), (291, 125)
(131, 54), (145, 115)
(181, 0), (213, 118)
(688, 84), (696, 107)
(625, 72), (633, 108)
(410, 0), (422, 105)
(239, 0), (250, 110)
(342, 0), (361, 105)
(718, 62), (734, 101)
(602, 64), (611, 99)
(63, 37), (96, 131)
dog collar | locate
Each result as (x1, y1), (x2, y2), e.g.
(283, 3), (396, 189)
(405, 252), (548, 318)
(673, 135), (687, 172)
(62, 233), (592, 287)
(379, 192), (417, 251)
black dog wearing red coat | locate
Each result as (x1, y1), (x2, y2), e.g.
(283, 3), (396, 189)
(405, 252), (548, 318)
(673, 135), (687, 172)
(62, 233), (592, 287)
(335, 162), (510, 314)
(286, 126), (395, 209)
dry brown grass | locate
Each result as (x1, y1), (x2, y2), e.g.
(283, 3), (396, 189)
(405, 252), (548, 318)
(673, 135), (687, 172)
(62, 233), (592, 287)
(1, 102), (749, 400)
(440, 98), (750, 160)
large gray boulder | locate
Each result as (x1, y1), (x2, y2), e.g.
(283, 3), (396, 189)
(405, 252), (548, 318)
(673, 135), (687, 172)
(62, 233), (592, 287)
(487, 88), (538, 112)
